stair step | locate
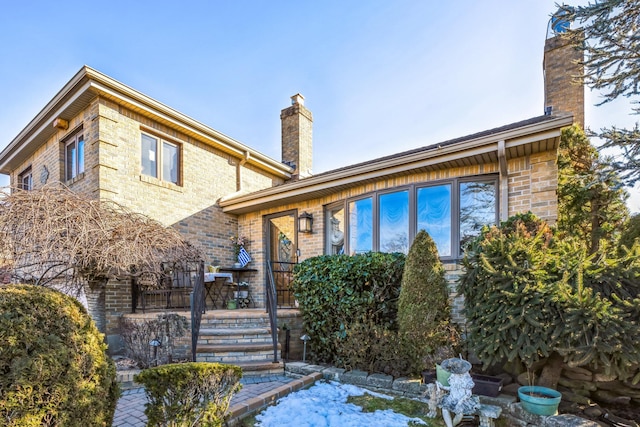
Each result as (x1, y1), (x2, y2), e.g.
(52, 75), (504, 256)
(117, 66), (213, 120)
(199, 327), (271, 336)
(196, 343), (279, 353)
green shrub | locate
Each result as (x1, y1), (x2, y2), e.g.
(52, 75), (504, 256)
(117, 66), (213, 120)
(0, 284), (119, 427)
(397, 230), (456, 375)
(135, 362), (242, 427)
(292, 252), (405, 365)
(460, 212), (640, 385)
(338, 320), (414, 377)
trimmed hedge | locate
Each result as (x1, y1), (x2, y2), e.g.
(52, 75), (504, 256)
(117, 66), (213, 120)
(134, 362), (242, 427)
(292, 252), (405, 365)
(0, 284), (119, 427)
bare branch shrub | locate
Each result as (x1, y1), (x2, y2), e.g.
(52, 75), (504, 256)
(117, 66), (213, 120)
(119, 313), (189, 368)
(0, 184), (202, 294)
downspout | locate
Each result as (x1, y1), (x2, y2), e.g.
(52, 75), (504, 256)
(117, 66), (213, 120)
(498, 140), (509, 221)
(236, 151), (250, 192)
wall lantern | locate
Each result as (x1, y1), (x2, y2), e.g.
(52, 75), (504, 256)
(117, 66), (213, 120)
(298, 212), (313, 233)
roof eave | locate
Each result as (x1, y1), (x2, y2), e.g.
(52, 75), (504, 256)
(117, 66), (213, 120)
(220, 114), (574, 214)
(0, 66), (292, 179)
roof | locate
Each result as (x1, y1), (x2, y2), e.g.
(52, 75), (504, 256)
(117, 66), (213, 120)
(0, 66), (293, 179)
(220, 113), (574, 214)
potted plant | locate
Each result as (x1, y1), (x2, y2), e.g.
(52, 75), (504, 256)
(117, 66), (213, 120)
(518, 385), (561, 416)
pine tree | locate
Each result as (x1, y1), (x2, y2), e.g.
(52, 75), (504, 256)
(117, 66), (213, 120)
(557, 125), (628, 254)
(562, 0), (640, 185)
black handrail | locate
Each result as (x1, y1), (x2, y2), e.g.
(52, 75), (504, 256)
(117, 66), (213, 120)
(266, 262), (279, 363)
(190, 260), (205, 362)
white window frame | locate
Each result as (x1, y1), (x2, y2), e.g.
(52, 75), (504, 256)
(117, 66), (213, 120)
(18, 166), (33, 190)
(64, 131), (85, 181)
(141, 132), (180, 185)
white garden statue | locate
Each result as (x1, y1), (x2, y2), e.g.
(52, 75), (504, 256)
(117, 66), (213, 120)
(437, 358), (480, 427)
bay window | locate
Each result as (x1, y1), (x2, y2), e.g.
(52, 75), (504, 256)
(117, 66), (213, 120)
(326, 176), (497, 259)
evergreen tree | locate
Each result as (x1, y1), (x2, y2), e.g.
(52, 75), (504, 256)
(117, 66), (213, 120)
(557, 125), (628, 253)
(397, 230), (454, 374)
(562, 0), (640, 185)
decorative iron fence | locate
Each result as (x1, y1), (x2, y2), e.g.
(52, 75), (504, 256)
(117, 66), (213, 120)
(266, 262), (279, 363)
(269, 261), (297, 308)
(190, 260), (205, 361)
(131, 261), (202, 313)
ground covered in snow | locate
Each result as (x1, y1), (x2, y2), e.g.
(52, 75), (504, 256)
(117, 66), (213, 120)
(254, 380), (427, 427)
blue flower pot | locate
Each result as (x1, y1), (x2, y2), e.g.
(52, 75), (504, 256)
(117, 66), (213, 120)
(518, 386), (561, 416)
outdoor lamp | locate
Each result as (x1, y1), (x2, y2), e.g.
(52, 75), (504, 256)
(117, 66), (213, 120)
(300, 334), (310, 362)
(298, 212), (313, 233)
(149, 338), (162, 366)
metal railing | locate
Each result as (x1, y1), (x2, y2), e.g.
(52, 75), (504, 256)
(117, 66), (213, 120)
(131, 261), (201, 312)
(266, 262), (279, 363)
(190, 260), (205, 361)
(270, 261), (297, 308)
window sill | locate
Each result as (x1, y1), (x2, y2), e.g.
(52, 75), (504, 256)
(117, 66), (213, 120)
(65, 172), (85, 186)
(139, 175), (183, 192)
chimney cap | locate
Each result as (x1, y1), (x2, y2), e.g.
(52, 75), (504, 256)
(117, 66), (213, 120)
(291, 93), (305, 106)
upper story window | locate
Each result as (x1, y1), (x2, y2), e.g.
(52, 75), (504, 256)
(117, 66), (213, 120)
(18, 166), (32, 190)
(65, 131), (85, 181)
(326, 176), (498, 259)
(141, 133), (180, 185)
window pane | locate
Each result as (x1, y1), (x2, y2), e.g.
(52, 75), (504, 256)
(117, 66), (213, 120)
(162, 141), (178, 184)
(348, 198), (372, 254)
(459, 181), (496, 252)
(327, 207), (345, 254)
(141, 134), (157, 178)
(417, 184), (452, 256)
(77, 136), (85, 174)
(66, 142), (76, 180)
(379, 191), (409, 253)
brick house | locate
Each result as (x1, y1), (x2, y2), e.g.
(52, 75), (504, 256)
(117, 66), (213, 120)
(0, 30), (580, 360)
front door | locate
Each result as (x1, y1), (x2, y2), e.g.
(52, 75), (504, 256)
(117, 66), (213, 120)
(265, 211), (297, 307)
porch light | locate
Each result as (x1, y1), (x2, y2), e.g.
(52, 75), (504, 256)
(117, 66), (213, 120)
(298, 212), (313, 233)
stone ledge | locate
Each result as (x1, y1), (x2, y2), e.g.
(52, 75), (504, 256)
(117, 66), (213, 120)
(283, 362), (600, 427)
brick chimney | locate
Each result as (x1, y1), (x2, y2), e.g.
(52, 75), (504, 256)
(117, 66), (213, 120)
(543, 30), (585, 128)
(281, 93), (313, 179)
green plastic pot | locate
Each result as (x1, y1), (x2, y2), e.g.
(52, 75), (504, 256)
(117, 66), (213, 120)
(436, 364), (451, 386)
(227, 299), (237, 309)
(518, 386), (561, 416)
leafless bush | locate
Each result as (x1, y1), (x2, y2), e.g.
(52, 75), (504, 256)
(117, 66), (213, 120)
(119, 313), (189, 368)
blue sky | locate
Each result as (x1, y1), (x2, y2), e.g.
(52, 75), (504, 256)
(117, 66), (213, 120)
(0, 1), (637, 212)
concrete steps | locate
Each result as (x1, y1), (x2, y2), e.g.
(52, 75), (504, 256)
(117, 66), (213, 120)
(196, 309), (282, 376)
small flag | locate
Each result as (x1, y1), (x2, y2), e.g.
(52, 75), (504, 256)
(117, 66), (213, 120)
(237, 246), (252, 267)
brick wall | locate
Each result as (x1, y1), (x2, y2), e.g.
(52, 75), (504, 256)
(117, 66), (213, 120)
(239, 149), (559, 323)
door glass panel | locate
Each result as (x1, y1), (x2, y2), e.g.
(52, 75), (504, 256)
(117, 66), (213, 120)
(417, 184), (452, 256)
(348, 197), (372, 254)
(379, 191), (409, 253)
(267, 212), (296, 307)
(459, 181), (496, 252)
(327, 206), (345, 254)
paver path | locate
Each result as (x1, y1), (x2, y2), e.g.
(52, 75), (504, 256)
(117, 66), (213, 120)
(112, 375), (294, 427)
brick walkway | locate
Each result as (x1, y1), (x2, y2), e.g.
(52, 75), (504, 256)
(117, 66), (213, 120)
(112, 373), (322, 427)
